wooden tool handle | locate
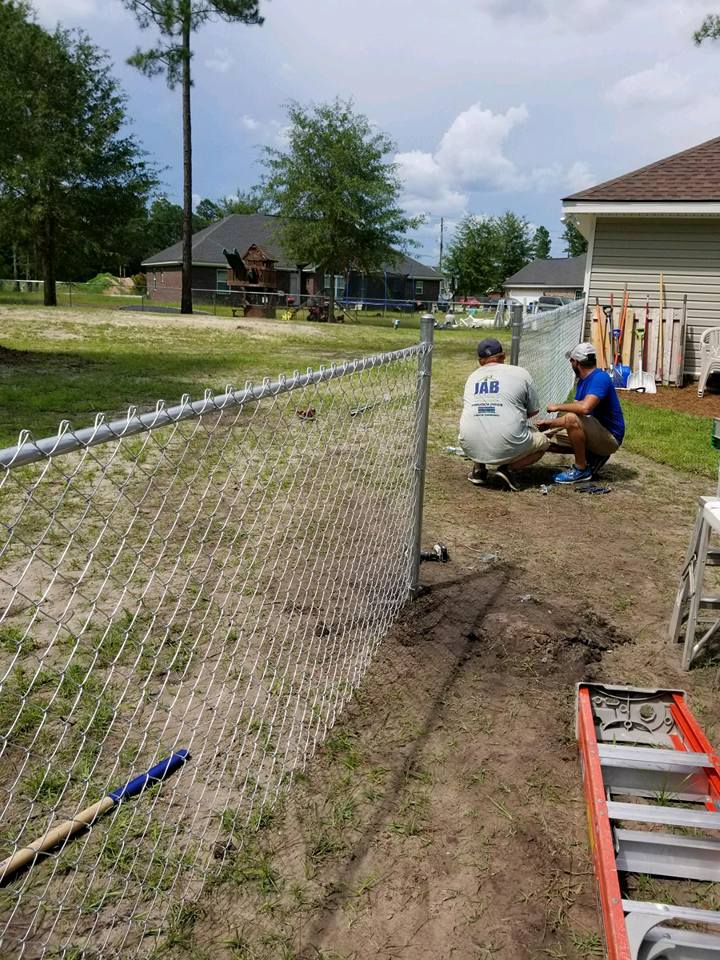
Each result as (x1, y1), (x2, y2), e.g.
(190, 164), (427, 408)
(0, 796), (114, 881)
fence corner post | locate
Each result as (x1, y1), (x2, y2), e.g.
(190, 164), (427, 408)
(509, 303), (523, 365)
(409, 313), (434, 598)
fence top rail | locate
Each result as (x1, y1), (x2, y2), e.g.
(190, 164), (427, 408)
(0, 343), (427, 471)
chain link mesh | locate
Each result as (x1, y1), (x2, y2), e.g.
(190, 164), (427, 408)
(517, 299), (587, 416)
(0, 343), (429, 958)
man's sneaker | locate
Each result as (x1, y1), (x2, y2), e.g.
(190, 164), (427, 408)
(467, 464), (488, 486)
(586, 453), (610, 478)
(554, 464), (593, 485)
(494, 465), (519, 491)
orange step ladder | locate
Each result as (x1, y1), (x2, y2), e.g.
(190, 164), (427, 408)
(577, 682), (720, 959)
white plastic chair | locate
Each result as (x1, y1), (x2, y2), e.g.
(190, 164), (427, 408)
(698, 328), (720, 397)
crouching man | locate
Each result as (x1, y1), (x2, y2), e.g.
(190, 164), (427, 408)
(537, 342), (625, 484)
(458, 337), (550, 491)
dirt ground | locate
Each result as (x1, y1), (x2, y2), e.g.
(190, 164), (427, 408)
(624, 380), (720, 416)
(168, 448), (720, 960)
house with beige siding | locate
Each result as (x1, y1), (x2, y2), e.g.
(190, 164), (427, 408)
(562, 135), (720, 376)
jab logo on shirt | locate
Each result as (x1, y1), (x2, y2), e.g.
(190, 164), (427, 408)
(474, 379), (500, 395)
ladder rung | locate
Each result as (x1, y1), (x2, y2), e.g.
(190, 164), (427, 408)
(644, 925), (720, 951)
(699, 596), (720, 609)
(607, 800), (720, 829)
(623, 899), (720, 926)
(599, 745), (713, 800)
(615, 828), (720, 882)
(599, 745), (712, 769)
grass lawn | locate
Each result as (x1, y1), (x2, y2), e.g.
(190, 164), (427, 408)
(621, 398), (715, 478)
(0, 303), (715, 478)
(0, 305), (500, 450)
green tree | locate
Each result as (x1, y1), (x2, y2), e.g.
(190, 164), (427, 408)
(261, 98), (421, 320)
(561, 219), (588, 257)
(443, 216), (498, 297)
(0, 2), (155, 304)
(444, 211), (534, 296)
(694, 14), (720, 43)
(494, 210), (534, 282)
(218, 187), (270, 215)
(533, 224), (552, 259)
(122, 0), (264, 314)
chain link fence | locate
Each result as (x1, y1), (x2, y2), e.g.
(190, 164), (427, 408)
(512, 298), (587, 415)
(0, 323), (433, 958)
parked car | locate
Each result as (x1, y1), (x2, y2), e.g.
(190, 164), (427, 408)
(536, 295), (572, 312)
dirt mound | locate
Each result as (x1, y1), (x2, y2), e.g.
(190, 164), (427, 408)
(397, 565), (630, 681)
(165, 563), (630, 960)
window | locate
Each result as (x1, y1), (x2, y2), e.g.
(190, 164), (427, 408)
(152, 272), (157, 291)
(415, 280), (424, 295)
(216, 269), (229, 292)
(334, 275), (346, 298)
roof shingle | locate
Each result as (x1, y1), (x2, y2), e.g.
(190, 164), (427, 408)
(504, 255), (586, 287)
(563, 135), (720, 202)
(142, 213), (440, 279)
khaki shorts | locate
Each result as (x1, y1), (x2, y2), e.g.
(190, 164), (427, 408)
(493, 426), (551, 466)
(546, 416), (620, 456)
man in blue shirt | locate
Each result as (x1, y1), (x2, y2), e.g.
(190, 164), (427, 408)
(536, 342), (625, 484)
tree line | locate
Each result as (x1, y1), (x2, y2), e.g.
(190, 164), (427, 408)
(0, 1), (589, 310)
(444, 215), (587, 298)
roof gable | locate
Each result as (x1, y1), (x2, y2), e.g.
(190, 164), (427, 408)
(504, 255), (586, 287)
(564, 136), (720, 202)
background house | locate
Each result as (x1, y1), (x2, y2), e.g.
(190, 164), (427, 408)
(562, 136), (720, 376)
(142, 213), (442, 307)
(503, 255), (586, 305)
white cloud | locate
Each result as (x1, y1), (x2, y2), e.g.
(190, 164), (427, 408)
(240, 114), (260, 131)
(564, 161), (596, 193)
(395, 102), (593, 217)
(530, 159), (596, 193)
(606, 62), (692, 108)
(435, 103), (529, 191)
(394, 102), (528, 218)
(204, 49), (234, 74)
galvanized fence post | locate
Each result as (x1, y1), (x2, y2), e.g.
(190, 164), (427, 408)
(509, 303), (523, 365)
(409, 314), (434, 597)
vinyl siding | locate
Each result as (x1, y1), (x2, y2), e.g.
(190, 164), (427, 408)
(587, 216), (720, 375)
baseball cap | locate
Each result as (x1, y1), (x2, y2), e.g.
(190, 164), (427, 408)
(566, 342), (596, 362)
(477, 337), (504, 359)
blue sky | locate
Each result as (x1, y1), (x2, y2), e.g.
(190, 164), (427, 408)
(35, 0), (720, 263)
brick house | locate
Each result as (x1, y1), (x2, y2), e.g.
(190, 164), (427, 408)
(142, 213), (442, 308)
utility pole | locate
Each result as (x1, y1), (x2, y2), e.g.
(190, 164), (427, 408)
(438, 217), (444, 273)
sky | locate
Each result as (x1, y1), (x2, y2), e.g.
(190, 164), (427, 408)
(33, 0), (720, 263)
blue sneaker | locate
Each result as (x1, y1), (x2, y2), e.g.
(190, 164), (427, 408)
(554, 464), (593, 485)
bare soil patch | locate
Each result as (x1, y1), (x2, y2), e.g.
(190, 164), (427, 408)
(623, 382), (720, 417)
(171, 448), (720, 960)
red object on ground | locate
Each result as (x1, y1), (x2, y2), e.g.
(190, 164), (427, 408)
(576, 687), (631, 960)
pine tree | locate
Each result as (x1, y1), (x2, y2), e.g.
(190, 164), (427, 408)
(122, 1), (263, 314)
(533, 225), (552, 259)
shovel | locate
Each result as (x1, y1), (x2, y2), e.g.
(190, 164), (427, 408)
(627, 323), (656, 393)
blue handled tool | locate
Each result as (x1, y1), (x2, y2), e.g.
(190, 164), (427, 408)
(0, 749), (189, 883)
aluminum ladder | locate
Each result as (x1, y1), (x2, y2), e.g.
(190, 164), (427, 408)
(577, 682), (720, 959)
(669, 496), (720, 669)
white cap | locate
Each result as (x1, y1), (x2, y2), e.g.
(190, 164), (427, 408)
(566, 342), (596, 362)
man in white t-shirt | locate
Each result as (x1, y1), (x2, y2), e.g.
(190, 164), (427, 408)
(458, 337), (550, 491)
